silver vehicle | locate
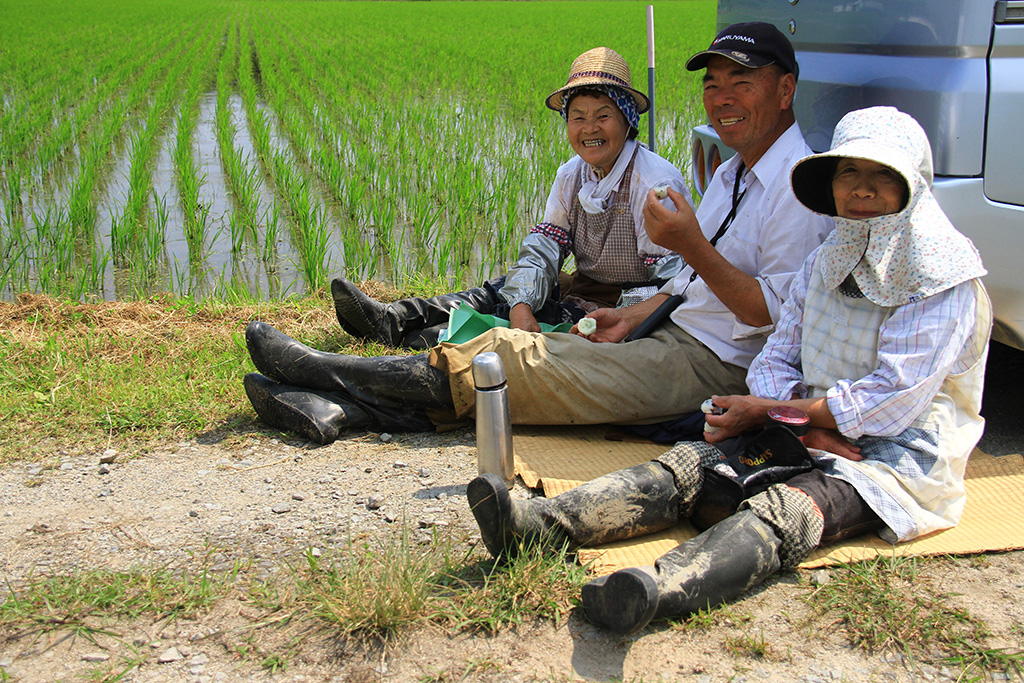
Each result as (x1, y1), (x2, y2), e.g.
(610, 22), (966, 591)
(691, 0), (1024, 349)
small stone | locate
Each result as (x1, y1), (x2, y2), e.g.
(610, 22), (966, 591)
(291, 492), (306, 501)
(158, 647), (183, 663)
(418, 468), (431, 477)
(99, 449), (117, 464)
(379, 433), (393, 443)
(367, 494), (385, 510)
(393, 460), (407, 468)
(81, 652), (110, 662)
(271, 503), (291, 514)
(98, 464), (111, 475)
(809, 569), (830, 586)
(189, 511), (199, 518)
(60, 462), (74, 471)
(189, 654), (210, 666)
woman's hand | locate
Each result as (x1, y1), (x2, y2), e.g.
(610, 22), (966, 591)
(703, 394), (776, 441)
(801, 428), (863, 461)
(509, 303), (541, 333)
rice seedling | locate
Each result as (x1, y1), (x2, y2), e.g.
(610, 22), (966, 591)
(0, 0), (714, 302)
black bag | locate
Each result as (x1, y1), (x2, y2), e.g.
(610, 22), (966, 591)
(690, 425), (814, 531)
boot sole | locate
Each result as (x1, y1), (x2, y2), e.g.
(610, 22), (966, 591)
(244, 373), (338, 445)
(581, 567), (659, 634)
(466, 474), (517, 561)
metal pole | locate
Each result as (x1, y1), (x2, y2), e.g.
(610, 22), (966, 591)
(646, 5), (656, 153)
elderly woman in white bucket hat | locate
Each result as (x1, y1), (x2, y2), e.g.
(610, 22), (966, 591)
(329, 46), (688, 349)
(464, 105), (991, 634)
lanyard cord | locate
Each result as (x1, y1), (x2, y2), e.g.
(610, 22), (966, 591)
(681, 161), (748, 294)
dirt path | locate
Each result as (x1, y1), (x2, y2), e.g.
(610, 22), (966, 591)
(1, 429), (1021, 682)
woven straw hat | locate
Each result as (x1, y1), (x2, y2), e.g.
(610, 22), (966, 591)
(545, 47), (650, 114)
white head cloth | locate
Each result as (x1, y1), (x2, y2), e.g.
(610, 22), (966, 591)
(791, 106), (985, 306)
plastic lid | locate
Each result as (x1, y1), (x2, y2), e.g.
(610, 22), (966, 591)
(766, 406), (810, 434)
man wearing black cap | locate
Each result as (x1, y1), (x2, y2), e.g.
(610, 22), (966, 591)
(241, 22), (832, 444)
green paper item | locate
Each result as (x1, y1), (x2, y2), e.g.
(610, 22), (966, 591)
(437, 304), (573, 344)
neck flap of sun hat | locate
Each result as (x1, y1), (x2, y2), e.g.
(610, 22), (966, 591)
(791, 106), (986, 307)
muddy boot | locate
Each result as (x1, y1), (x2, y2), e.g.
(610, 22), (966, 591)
(331, 276), (497, 348)
(245, 321), (453, 414)
(581, 510), (782, 634)
(467, 460), (681, 561)
(244, 373), (371, 445)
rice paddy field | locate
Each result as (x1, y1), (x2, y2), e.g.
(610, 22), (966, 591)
(0, 0), (714, 301)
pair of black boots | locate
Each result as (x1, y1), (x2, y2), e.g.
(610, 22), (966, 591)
(242, 321), (453, 444)
(467, 427), (815, 634)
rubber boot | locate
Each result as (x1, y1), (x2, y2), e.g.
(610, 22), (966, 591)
(244, 373), (437, 443)
(581, 509), (782, 634)
(245, 321), (454, 414)
(331, 276), (498, 348)
(244, 373), (370, 445)
(467, 461), (681, 561)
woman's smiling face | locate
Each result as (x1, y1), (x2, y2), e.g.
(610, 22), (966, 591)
(566, 92), (629, 176)
(832, 158), (908, 219)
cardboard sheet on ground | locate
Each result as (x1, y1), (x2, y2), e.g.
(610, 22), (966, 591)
(511, 425), (1024, 575)
(437, 305), (573, 345)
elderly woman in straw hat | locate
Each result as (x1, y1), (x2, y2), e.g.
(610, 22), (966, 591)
(465, 106), (991, 634)
(330, 46), (688, 349)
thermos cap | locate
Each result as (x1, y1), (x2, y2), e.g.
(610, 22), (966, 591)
(472, 352), (507, 389)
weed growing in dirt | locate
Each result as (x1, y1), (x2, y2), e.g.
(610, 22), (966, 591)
(804, 555), (1024, 678)
(257, 525), (586, 640)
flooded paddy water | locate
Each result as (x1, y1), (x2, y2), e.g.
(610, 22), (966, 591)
(0, 0), (712, 302)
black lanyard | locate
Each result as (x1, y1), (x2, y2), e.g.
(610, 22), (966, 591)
(683, 161), (748, 289)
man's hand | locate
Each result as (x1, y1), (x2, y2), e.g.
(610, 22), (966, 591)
(801, 428), (863, 461)
(509, 303), (541, 333)
(571, 307), (632, 343)
(643, 187), (706, 257)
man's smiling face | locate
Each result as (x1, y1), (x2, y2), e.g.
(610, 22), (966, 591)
(702, 55), (795, 168)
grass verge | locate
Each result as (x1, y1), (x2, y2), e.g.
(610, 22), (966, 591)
(805, 555), (1024, 679)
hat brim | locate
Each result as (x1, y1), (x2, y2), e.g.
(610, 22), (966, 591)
(791, 139), (914, 216)
(545, 82), (650, 115)
(685, 48), (776, 72)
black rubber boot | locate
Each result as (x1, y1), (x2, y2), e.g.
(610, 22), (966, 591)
(331, 276), (498, 348)
(467, 461), (682, 561)
(244, 373), (370, 445)
(581, 509), (782, 634)
(245, 321), (454, 415)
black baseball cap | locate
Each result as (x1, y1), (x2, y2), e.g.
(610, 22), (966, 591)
(686, 22), (799, 81)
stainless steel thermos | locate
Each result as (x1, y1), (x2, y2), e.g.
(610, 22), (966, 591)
(472, 352), (514, 486)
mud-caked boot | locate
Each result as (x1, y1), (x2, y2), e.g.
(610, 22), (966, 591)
(581, 509), (783, 634)
(245, 322), (454, 422)
(244, 373), (371, 445)
(331, 276), (498, 348)
(466, 460), (682, 561)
